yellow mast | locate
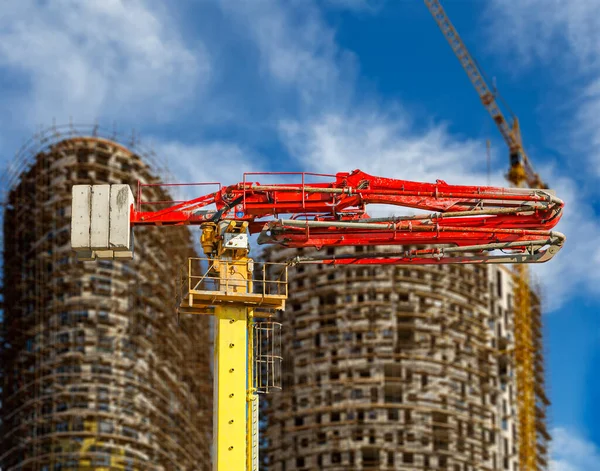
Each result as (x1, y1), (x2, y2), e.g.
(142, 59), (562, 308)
(183, 220), (287, 470)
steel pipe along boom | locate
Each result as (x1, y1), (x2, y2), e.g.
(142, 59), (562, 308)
(72, 169), (565, 265)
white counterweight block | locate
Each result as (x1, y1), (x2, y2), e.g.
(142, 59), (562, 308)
(109, 184), (134, 259)
(70, 184), (135, 260)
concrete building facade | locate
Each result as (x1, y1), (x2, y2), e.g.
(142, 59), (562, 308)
(0, 131), (212, 470)
(264, 245), (549, 470)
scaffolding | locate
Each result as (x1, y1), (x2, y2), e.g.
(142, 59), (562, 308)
(0, 129), (212, 470)
(263, 245), (530, 470)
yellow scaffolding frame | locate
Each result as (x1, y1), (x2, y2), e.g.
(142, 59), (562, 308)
(514, 264), (536, 470)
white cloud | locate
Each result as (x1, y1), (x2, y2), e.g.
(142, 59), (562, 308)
(572, 77), (600, 172)
(551, 462), (578, 471)
(486, 0), (600, 173)
(0, 0), (209, 126)
(150, 140), (264, 190)
(216, 0), (356, 110)
(485, 0), (600, 69)
(323, 0), (384, 13)
(550, 427), (600, 471)
(279, 112), (494, 185)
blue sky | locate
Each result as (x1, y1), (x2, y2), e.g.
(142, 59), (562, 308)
(1, 1), (599, 468)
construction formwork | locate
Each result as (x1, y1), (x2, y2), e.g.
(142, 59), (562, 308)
(263, 245), (549, 471)
(0, 128), (212, 470)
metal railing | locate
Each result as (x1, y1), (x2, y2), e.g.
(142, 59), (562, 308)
(241, 171), (335, 213)
(182, 257), (288, 299)
(136, 181), (221, 212)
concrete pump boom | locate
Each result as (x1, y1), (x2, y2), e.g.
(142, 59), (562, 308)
(71, 170), (565, 471)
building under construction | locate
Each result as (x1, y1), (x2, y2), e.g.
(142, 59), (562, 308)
(0, 128), (212, 470)
(263, 245), (550, 470)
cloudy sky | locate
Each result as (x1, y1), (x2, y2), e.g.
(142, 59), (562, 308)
(1, 0), (599, 468)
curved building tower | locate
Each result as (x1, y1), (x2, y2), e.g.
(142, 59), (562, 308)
(1, 130), (212, 470)
(263, 245), (549, 470)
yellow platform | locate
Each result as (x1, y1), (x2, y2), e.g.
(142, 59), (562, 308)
(180, 290), (286, 313)
(177, 257), (288, 314)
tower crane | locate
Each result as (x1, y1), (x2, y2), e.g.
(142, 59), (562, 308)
(72, 170), (564, 470)
(424, 1), (552, 469)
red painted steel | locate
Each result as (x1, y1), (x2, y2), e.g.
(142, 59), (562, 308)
(130, 170), (565, 264)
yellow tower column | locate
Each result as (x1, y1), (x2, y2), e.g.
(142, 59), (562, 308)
(193, 221), (286, 471)
(210, 221), (253, 471)
(514, 264), (536, 470)
(214, 302), (248, 471)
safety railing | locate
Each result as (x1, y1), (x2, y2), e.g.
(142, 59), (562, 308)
(241, 171), (336, 213)
(136, 181), (221, 212)
(177, 258), (288, 313)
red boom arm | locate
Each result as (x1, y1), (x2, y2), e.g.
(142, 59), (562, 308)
(132, 170), (565, 265)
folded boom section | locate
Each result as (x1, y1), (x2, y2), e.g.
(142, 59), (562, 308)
(73, 169), (565, 264)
